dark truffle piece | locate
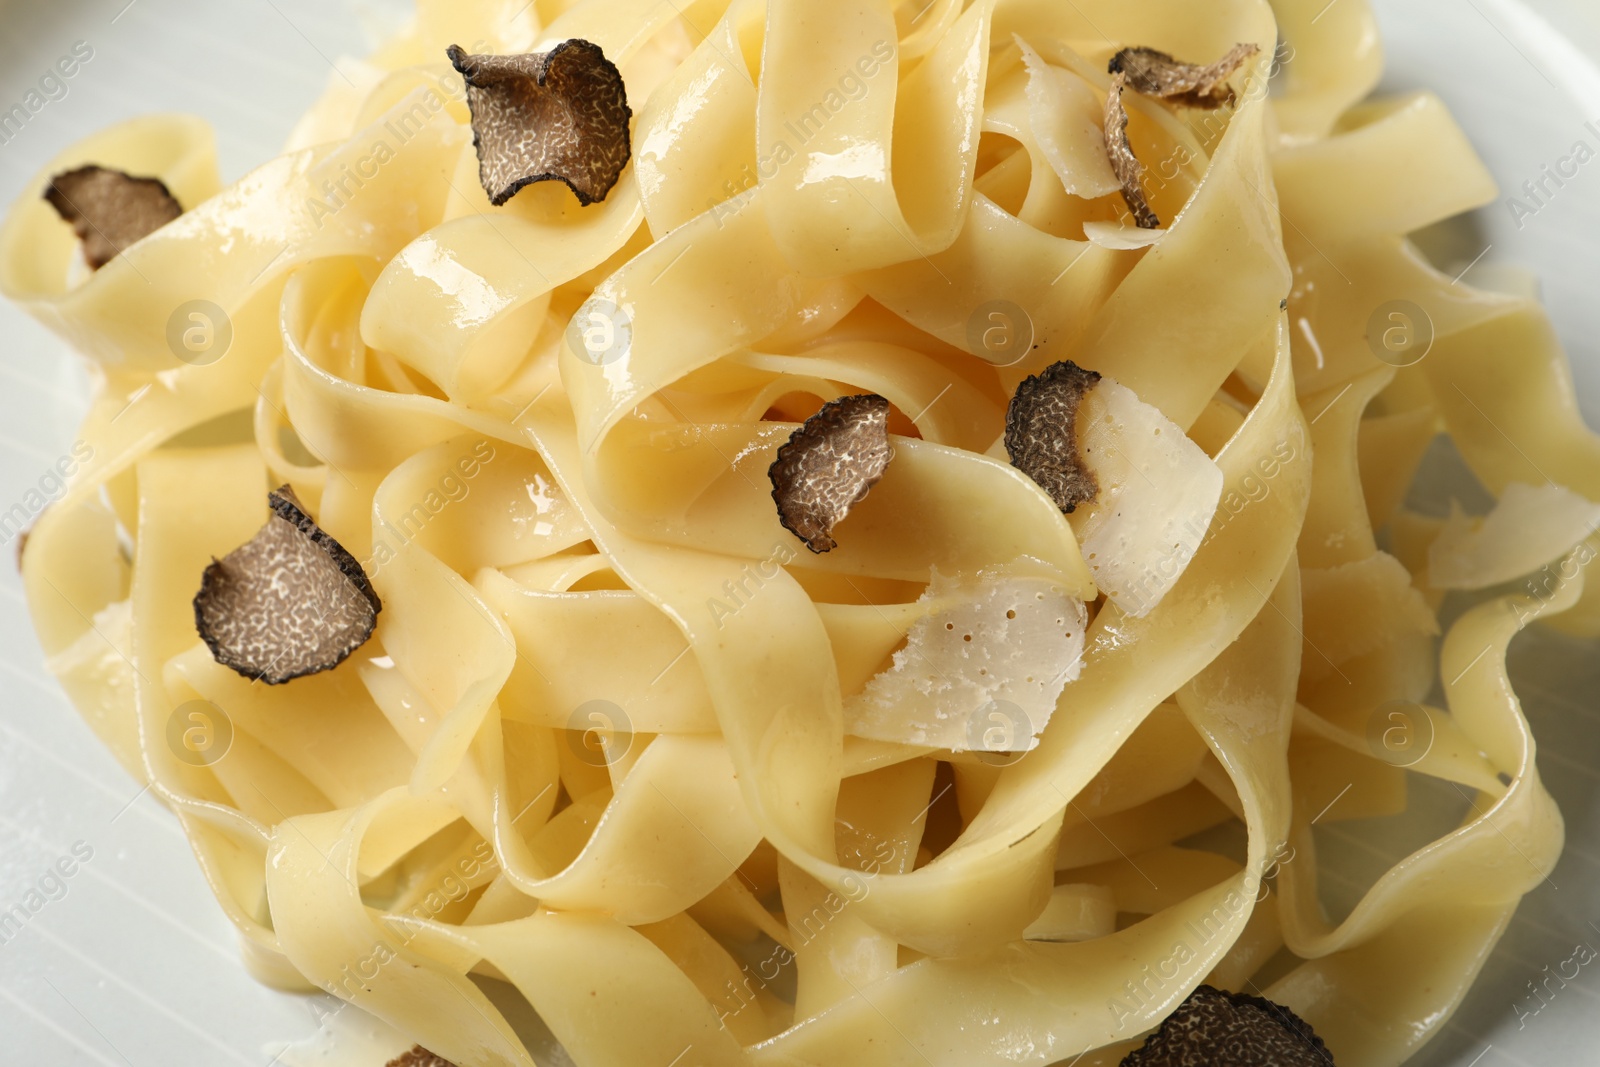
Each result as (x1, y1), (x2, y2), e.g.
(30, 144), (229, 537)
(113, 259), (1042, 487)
(769, 394), (894, 554)
(193, 486), (381, 685)
(1104, 75), (1161, 229)
(1005, 360), (1102, 513)
(43, 165), (183, 269)
(1121, 985), (1335, 1066)
(1109, 43), (1261, 110)
(386, 1048), (457, 1067)
(447, 39), (632, 207)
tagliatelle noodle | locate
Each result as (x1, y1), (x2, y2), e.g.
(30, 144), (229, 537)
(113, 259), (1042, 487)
(2, 0), (1595, 1063)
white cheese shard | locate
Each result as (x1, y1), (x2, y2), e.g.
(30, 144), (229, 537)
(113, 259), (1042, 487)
(843, 570), (1087, 753)
(1081, 220), (1167, 249)
(1300, 553), (1439, 682)
(1016, 36), (1123, 200)
(1070, 378), (1223, 616)
(1428, 481), (1600, 590)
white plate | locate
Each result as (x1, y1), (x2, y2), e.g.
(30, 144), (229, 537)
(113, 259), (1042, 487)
(1, 1), (1597, 1064)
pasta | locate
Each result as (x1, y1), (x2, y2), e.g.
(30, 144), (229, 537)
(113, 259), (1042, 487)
(3, 0), (1596, 1063)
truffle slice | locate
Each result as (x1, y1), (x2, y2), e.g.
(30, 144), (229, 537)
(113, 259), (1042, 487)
(386, 1048), (457, 1067)
(43, 165), (183, 269)
(193, 486), (381, 685)
(1005, 361), (1102, 513)
(770, 394), (894, 554)
(447, 39), (632, 207)
(1121, 985), (1334, 1066)
(1103, 75), (1160, 229)
(1109, 43), (1261, 109)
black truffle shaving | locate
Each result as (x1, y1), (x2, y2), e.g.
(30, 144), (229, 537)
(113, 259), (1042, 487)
(43, 165), (183, 269)
(769, 394), (894, 554)
(1121, 985), (1335, 1066)
(1109, 43), (1261, 110)
(193, 486), (381, 685)
(387, 1048), (458, 1067)
(1104, 75), (1161, 230)
(1005, 360), (1102, 513)
(447, 39), (632, 207)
